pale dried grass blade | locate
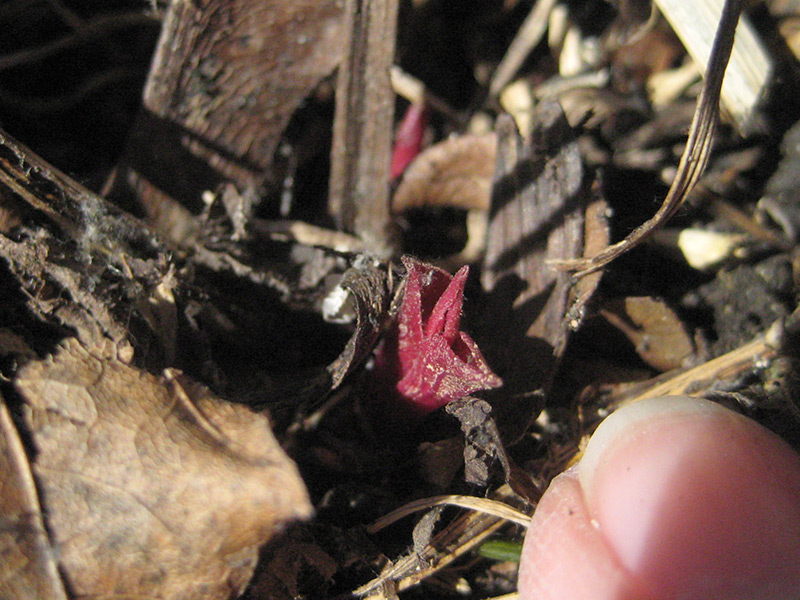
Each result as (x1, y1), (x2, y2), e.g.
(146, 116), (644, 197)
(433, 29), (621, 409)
(490, 0), (560, 97)
(367, 494), (531, 534)
(355, 486), (527, 596)
(655, 0), (770, 133)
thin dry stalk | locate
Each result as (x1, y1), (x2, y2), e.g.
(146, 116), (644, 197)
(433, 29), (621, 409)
(367, 495), (531, 534)
(489, 0), (560, 97)
(329, 0), (400, 258)
(553, 0), (743, 277)
(355, 486), (528, 597)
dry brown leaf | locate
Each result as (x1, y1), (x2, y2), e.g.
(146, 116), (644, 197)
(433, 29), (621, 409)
(326, 258), (391, 389)
(601, 296), (697, 372)
(15, 338), (311, 600)
(0, 394), (68, 600)
(392, 134), (497, 213)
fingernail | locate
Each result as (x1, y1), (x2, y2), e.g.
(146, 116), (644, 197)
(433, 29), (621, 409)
(578, 395), (723, 496)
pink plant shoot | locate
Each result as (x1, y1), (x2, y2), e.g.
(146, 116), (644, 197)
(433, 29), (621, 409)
(390, 103), (428, 180)
(373, 256), (502, 417)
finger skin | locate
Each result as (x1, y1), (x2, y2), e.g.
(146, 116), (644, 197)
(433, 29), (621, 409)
(518, 468), (654, 600)
(518, 397), (800, 600)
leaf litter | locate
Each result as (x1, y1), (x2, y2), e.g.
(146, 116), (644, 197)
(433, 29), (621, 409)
(0, 0), (800, 599)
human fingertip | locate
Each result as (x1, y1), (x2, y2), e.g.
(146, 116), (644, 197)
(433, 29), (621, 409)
(577, 396), (800, 599)
(518, 467), (651, 600)
(577, 396), (725, 498)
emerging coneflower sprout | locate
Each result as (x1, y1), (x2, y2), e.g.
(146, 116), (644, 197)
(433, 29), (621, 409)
(372, 256), (502, 420)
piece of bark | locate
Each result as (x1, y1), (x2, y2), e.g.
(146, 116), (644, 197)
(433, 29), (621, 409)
(482, 104), (589, 388)
(566, 193), (610, 327)
(479, 103), (601, 442)
(0, 128), (173, 366)
(0, 129), (166, 259)
(328, 0), (400, 258)
(15, 338), (312, 600)
(484, 105), (585, 353)
(0, 232), (133, 356)
(0, 394), (68, 600)
(108, 0), (345, 237)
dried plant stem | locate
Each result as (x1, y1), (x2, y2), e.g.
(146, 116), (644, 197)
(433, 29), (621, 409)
(329, 0), (400, 258)
(490, 0), (560, 97)
(390, 65), (463, 124)
(367, 494), (532, 534)
(356, 485), (528, 596)
(626, 334), (777, 407)
(554, 0), (743, 277)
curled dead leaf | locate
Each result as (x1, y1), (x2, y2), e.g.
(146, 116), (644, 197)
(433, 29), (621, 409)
(601, 296), (696, 372)
(392, 133), (497, 213)
(0, 394), (68, 600)
(15, 339), (311, 600)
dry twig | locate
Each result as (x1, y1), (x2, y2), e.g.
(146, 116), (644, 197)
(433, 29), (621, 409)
(554, 0), (743, 277)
